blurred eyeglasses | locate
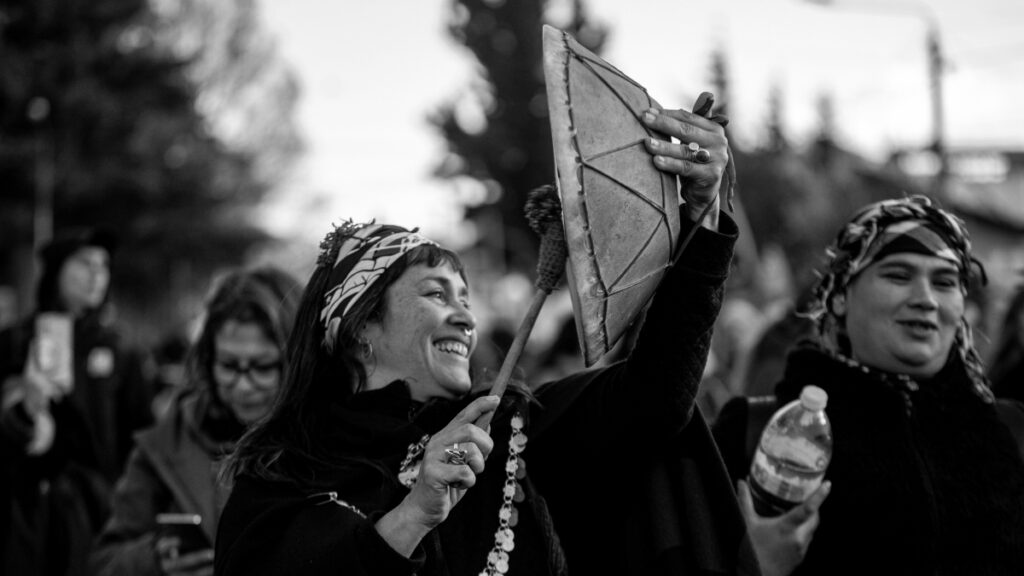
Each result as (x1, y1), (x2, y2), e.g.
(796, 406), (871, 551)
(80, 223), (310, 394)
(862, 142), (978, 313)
(213, 359), (281, 389)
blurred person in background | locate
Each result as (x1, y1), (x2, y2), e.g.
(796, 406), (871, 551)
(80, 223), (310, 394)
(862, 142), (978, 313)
(148, 332), (192, 421)
(0, 227), (156, 576)
(89, 266), (301, 576)
(987, 284), (1024, 403)
(731, 289), (816, 400)
(713, 196), (1024, 576)
(214, 101), (760, 575)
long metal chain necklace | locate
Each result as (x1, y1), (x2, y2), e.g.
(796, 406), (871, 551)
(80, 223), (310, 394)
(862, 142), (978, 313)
(395, 414), (528, 576)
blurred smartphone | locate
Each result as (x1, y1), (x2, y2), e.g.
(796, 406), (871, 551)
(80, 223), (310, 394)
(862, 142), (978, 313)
(156, 513), (207, 554)
(34, 313), (74, 394)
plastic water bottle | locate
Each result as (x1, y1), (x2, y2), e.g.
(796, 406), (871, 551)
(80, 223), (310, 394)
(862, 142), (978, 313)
(748, 385), (832, 516)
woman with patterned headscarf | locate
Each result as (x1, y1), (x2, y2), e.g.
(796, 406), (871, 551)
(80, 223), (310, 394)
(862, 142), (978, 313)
(214, 101), (762, 576)
(715, 195), (1024, 576)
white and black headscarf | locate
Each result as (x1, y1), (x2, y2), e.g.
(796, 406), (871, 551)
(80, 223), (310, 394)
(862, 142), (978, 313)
(317, 221), (437, 353)
(805, 195), (991, 399)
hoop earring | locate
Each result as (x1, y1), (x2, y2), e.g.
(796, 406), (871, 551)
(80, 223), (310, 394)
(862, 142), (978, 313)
(358, 338), (373, 361)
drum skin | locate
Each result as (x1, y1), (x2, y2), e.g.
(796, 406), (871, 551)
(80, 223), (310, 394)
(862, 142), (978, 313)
(543, 25), (681, 366)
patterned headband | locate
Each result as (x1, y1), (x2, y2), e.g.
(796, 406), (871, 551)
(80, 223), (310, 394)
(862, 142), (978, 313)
(319, 221), (437, 353)
(804, 195), (991, 398)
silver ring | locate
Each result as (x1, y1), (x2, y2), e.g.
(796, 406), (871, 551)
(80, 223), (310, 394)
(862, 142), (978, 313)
(687, 142), (711, 164)
(444, 445), (468, 465)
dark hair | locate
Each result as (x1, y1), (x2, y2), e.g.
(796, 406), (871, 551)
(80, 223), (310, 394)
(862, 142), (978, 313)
(226, 243), (465, 484)
(187, 267), (303, 406)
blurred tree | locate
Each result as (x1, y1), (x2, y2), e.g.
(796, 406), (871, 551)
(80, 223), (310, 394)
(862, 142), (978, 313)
(0, 0), (300, 342)
(146, 0), (303, 188)
(708, 45), (731, 118)
(724, 72), (927, 295)
(809, 91), (837, 168)
(762, 82), (789, 155)
(431, 0), (607, 274)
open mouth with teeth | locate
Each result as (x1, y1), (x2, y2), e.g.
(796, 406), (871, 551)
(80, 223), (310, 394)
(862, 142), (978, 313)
(899, 320), (938, 333)
(435, 340), (469, 357)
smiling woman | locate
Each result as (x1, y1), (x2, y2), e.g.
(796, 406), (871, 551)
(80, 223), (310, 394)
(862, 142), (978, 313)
(359, 262), (476, 401)
(215, 93), (765, 576)
(839, 252), (965, 378)
(216, 212), (752, 575)
(713, 196), (1024, 576)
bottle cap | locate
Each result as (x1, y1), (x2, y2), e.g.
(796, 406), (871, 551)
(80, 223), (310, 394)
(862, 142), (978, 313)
(800, 385), (828, 411)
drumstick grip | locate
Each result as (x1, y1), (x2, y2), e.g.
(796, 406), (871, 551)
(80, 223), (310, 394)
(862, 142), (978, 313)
(477, 287), (547, 430)
(477, 186), (566, 430)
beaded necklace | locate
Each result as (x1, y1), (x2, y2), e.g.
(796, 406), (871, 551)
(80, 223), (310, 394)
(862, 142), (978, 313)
(822, 347), (919, 414)
(396, 413), (527, 576)
(397, 433), (431, 487)
(311, 413), (529, 574)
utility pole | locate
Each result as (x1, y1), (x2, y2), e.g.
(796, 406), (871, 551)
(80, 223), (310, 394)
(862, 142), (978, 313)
(805, 0), (948, 198)
(926, 23), (948, 197)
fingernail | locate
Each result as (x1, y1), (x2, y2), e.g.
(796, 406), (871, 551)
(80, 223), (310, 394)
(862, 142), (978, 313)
(648, 138), (659, 148)
(642, 111), (656, 124)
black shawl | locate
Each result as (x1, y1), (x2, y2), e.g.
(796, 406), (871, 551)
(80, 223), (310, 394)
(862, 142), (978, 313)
(773, 346), (1024, 576)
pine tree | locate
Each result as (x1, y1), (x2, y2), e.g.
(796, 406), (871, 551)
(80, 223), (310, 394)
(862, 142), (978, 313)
(0, 0), (299, 337)
(708, 46), (731, 118)
(431, 0), (606, 273)
(763, 82), (789, 154)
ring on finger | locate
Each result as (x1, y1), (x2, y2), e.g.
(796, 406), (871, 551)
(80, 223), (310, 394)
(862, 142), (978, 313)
(687, 141), (712, 164)
(444, 444), (468, 465)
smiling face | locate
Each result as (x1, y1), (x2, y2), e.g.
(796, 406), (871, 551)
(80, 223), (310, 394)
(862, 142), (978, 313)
(838, 252), (964, 379)
(212, 320), (283, 424)
(360, 263), (477, 401)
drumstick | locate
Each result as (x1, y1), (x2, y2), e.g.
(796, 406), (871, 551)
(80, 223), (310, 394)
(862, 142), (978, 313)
(477, 185), (566, 429)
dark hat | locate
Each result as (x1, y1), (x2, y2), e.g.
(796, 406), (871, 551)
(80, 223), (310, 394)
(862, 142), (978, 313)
(38, 227), (118, 267)
(35, 227), (118, 312)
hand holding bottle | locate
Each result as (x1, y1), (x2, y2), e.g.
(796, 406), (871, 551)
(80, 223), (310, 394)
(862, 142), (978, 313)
(749, 386), (833, 516)
(738, 479), (831, 576)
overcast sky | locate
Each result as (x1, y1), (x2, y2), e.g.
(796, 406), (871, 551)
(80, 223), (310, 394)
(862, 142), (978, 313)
(257, 0), (1024, 246)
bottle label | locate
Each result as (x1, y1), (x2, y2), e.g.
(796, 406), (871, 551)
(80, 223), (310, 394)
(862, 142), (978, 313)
(750, 448), (824, 503)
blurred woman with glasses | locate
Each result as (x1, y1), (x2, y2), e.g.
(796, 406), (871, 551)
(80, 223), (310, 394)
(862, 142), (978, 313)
(90, 266), (301, 576)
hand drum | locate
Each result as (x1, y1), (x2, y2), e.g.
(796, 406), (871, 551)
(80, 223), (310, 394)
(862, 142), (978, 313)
(543, 25), (681, 366)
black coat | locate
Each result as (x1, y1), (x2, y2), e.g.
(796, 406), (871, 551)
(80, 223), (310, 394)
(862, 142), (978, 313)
(0, 313), (155, 576)
(215, 215), (760, 576)
(715, 346), (1024, 576)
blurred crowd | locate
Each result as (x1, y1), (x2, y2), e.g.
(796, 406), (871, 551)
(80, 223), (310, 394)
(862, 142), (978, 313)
(0, 228), (303, 575)
(2, 200), (1024, 575)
